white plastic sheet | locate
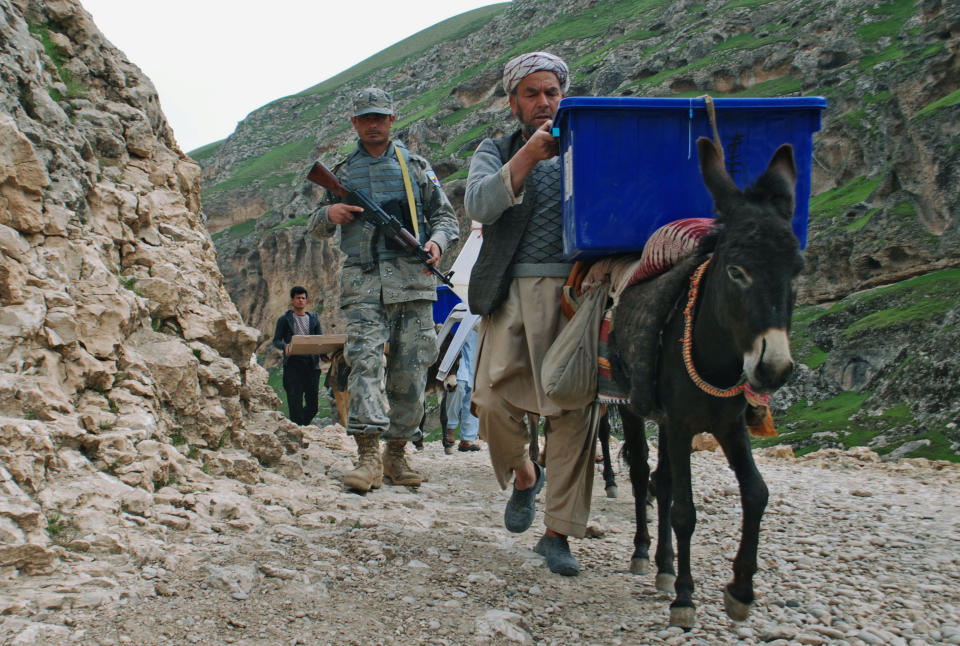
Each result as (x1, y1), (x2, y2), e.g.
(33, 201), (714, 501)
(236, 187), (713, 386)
(448, 222), (482, 303)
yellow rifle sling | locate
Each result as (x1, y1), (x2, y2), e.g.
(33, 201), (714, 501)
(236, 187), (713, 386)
(394, 146), (419, 240)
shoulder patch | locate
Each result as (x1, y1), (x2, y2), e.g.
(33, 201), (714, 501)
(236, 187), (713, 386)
(426, 169), (442, 189)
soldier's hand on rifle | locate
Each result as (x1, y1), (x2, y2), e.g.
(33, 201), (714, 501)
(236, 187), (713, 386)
(422, 240), (441, 268)
(329, 203), (364, 225)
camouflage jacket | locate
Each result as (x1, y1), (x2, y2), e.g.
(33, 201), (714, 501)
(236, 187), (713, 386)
(308, 140), (458, 307)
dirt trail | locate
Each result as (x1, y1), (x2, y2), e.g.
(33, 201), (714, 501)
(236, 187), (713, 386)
(3, 428), (958, 646)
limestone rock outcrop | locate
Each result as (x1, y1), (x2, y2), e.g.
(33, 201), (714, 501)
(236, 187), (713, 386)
(0, 0), (303, 576)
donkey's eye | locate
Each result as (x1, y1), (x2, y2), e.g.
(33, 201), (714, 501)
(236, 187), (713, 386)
(727, 265), (752, 287)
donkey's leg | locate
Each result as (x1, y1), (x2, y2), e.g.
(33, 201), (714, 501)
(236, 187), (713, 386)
(620, 407), (648, 573)
(599, 410), (617, 498)
(653, 426), (675, 593)
(717, 427), (769, 621)
(666, 428), (696, 629)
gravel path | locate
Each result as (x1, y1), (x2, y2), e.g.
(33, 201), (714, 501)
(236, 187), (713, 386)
(3, 430), (958, 646)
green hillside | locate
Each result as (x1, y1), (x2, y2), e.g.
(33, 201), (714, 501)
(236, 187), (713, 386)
(197, 0), (960, 461)
(293, 4), (509, 99)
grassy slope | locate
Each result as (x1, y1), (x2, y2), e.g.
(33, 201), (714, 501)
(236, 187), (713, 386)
(292, 4), (509, 99)
(755, 268), (960, 462)
(199, 3), (509, 216)
(203, 0), (944, 218)
(187, 139), (224, 163)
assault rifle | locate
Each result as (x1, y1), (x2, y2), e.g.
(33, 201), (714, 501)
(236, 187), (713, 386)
(307, 162), (453, 287)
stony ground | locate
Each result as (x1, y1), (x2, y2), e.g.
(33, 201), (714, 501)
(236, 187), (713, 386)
(1, 426), (958, 646)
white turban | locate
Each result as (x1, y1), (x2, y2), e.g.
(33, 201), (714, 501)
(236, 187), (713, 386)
(502, 51), (570, 95)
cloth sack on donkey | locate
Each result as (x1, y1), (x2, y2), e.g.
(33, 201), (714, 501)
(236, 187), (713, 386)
(540, 282), (609, 409)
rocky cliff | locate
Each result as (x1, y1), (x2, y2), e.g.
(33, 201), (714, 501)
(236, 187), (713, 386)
(199, 0), (960, 459)
(0, 0), (310, 574)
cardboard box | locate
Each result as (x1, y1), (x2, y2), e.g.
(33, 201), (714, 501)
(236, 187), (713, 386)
(288, 334), (346, 356)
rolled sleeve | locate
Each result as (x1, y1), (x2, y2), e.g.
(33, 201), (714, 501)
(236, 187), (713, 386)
(307, 205), (337, 240)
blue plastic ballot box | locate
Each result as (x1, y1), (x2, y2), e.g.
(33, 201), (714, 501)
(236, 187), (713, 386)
(552, 96), (827, 259)
(433, 285), (462, 326)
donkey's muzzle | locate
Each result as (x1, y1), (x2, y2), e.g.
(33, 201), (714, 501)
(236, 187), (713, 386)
(743, 330), (794, 393)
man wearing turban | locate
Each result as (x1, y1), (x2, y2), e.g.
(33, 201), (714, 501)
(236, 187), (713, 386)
(465, 52), (596, 576)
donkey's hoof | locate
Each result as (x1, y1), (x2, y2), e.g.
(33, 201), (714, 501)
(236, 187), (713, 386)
(669, 605), (696, 630)
(655, 573), (676, 593)
(605, 485), (618, 499)
(723, 586), (752, 622)
(629, 557), (649, 575)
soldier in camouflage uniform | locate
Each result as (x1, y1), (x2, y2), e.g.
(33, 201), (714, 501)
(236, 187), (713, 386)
(308, 88), (458, 492)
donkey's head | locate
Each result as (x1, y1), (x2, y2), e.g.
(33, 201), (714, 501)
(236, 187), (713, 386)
(697, 137), (803, 393)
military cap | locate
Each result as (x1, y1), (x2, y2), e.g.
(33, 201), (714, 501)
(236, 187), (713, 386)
(352, 88), (394, 117)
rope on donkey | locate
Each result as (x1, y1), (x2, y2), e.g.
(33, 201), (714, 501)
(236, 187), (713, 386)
(680, 257), (777, 436)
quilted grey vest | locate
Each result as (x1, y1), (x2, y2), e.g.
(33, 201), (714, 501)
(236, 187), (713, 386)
(467, 130), (537, 316)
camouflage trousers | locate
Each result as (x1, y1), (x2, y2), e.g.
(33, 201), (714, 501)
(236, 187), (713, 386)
(343, 300), (438, 441)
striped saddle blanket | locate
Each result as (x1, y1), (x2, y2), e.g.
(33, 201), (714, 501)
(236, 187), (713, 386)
(570, 218), (715, 404)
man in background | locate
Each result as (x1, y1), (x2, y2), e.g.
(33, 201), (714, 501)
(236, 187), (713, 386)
(272, 285), (323, 426)
(443, 326), (481, 454)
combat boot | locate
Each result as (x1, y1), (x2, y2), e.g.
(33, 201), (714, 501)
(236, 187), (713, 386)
(342, 433), (382, 492)
(382, 440), (422, 486)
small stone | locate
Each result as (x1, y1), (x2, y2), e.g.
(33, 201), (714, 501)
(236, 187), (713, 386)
(735, 625), (755, 639)
(761, 623), (799, 641)
(856, 629), (886, 644)
(584, 521), (605, 538)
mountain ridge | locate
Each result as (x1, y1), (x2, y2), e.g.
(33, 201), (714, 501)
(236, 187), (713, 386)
(197, 0), (960, 460)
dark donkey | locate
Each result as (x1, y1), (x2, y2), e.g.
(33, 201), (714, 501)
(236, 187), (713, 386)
(611, 137), (802, 628)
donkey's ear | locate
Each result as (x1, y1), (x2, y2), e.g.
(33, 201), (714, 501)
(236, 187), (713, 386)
(767, 144), (797, 188)
(697, 137), (739, 217)
(763, 144), (797, 220)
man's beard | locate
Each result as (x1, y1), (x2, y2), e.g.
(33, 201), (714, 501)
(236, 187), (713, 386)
(515, 104), (540, 138)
